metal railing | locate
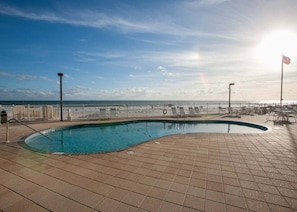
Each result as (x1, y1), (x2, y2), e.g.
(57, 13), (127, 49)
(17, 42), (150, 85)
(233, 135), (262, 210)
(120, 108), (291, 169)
(1, 101), (295, 122)
(5, 118), (54, 142)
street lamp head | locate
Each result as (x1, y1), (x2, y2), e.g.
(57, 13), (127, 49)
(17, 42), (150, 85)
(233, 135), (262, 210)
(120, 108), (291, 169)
(229, 83), (235, 86)
(57, 73), (63, 77)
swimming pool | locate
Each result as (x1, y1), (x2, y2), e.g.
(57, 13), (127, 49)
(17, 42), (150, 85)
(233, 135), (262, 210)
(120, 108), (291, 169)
(24, 120), (268, 154)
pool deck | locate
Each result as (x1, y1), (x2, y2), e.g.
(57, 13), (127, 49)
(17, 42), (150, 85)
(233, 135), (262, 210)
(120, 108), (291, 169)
(0, 115), (297, 211)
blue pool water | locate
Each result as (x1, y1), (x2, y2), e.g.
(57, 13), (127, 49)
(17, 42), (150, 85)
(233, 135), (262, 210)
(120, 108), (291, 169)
(24, 120), (268, 154)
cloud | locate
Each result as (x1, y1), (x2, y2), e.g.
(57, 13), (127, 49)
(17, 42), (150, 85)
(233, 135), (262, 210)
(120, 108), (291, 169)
(0, 3), (236, 40)
(97, 87), (153, 100)
(157, 66), (178, 77)
(64, 86), (92, 96)
(77, 51), (125, 59)
(63, 66), (80, 72)
(76, 58), (98, 63)
(64, 74), (71, 78)
(0, 71), (36, 81)
(188, 0), (231, 7)
(75, 51), (126, 63)
(40, 76), (52, 81)
(0, 4), (153, 33)
(0, 88), (56, 100)
(130, 37), (181, 46)
(0, 71), (11, 77)
(2, 1), (297, 101)
(96, 76), (105, 80)
(0, 72), (13, 77)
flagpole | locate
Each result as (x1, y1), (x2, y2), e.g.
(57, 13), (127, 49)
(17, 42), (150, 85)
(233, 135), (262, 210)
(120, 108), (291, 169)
(280, 54), (284, 107)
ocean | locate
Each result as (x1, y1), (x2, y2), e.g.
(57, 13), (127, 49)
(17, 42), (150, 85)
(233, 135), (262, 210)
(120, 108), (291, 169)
(2, 99), (297, 108)
(0, 100), (252, 106)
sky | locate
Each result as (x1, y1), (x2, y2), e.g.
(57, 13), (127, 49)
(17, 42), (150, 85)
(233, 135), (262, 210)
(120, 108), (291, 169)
(1, 0), (297, 101)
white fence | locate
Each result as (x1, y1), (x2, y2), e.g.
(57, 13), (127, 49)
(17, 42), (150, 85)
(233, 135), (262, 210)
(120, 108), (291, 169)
(0, 102), (288, 122)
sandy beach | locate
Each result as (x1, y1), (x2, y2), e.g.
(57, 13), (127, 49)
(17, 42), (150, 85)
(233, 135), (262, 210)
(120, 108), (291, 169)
(1, 114), (297, 211)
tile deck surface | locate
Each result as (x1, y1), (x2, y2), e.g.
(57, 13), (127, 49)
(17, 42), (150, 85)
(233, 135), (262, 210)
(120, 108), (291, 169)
(0, 115), (297, 211)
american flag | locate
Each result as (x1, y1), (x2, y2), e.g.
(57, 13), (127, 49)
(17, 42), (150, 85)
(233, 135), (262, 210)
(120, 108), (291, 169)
(282, 55), (291, 64)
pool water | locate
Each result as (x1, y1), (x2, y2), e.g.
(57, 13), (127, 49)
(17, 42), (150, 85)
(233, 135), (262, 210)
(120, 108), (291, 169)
(24, 120), (268, 154)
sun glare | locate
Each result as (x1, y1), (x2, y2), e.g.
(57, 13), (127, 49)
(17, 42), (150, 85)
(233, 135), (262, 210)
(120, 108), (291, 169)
(255, 30), (297, 65)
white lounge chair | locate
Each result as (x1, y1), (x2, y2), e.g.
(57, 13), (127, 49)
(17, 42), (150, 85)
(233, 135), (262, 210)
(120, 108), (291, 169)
(287, 107), (297, 122)
(273, 106), (296, 123)
(179, 107), (186, 117)
(194, 106), (200, 114)
(171, 107), (177, 116)
(110, 108), (116, 118)
(189, 107), (200, 117)
(99, 108), (107, 119)
(188, 107), (195, 116)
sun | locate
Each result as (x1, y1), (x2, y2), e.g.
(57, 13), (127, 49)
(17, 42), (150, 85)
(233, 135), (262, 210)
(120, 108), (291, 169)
(255, 30), (297, 65)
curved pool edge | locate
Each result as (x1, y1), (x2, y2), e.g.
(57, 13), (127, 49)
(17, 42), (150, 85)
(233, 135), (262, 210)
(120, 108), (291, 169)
(23, 119), (270, 155)
(35, 119), (270, 133)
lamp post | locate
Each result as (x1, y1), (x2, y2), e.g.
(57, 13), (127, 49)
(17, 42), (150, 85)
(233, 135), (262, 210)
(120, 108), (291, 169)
(228, 83), (235, 114)
(57, 73), (63, 121)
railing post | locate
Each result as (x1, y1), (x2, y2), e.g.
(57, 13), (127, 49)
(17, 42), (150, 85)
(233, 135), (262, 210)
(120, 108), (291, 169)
(12, 104), (17, 118)
(218, 103), (220, 114)
(6, 120), (10, 143)
(27, 104), (31, 121)
(67, 108), (72, 121)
